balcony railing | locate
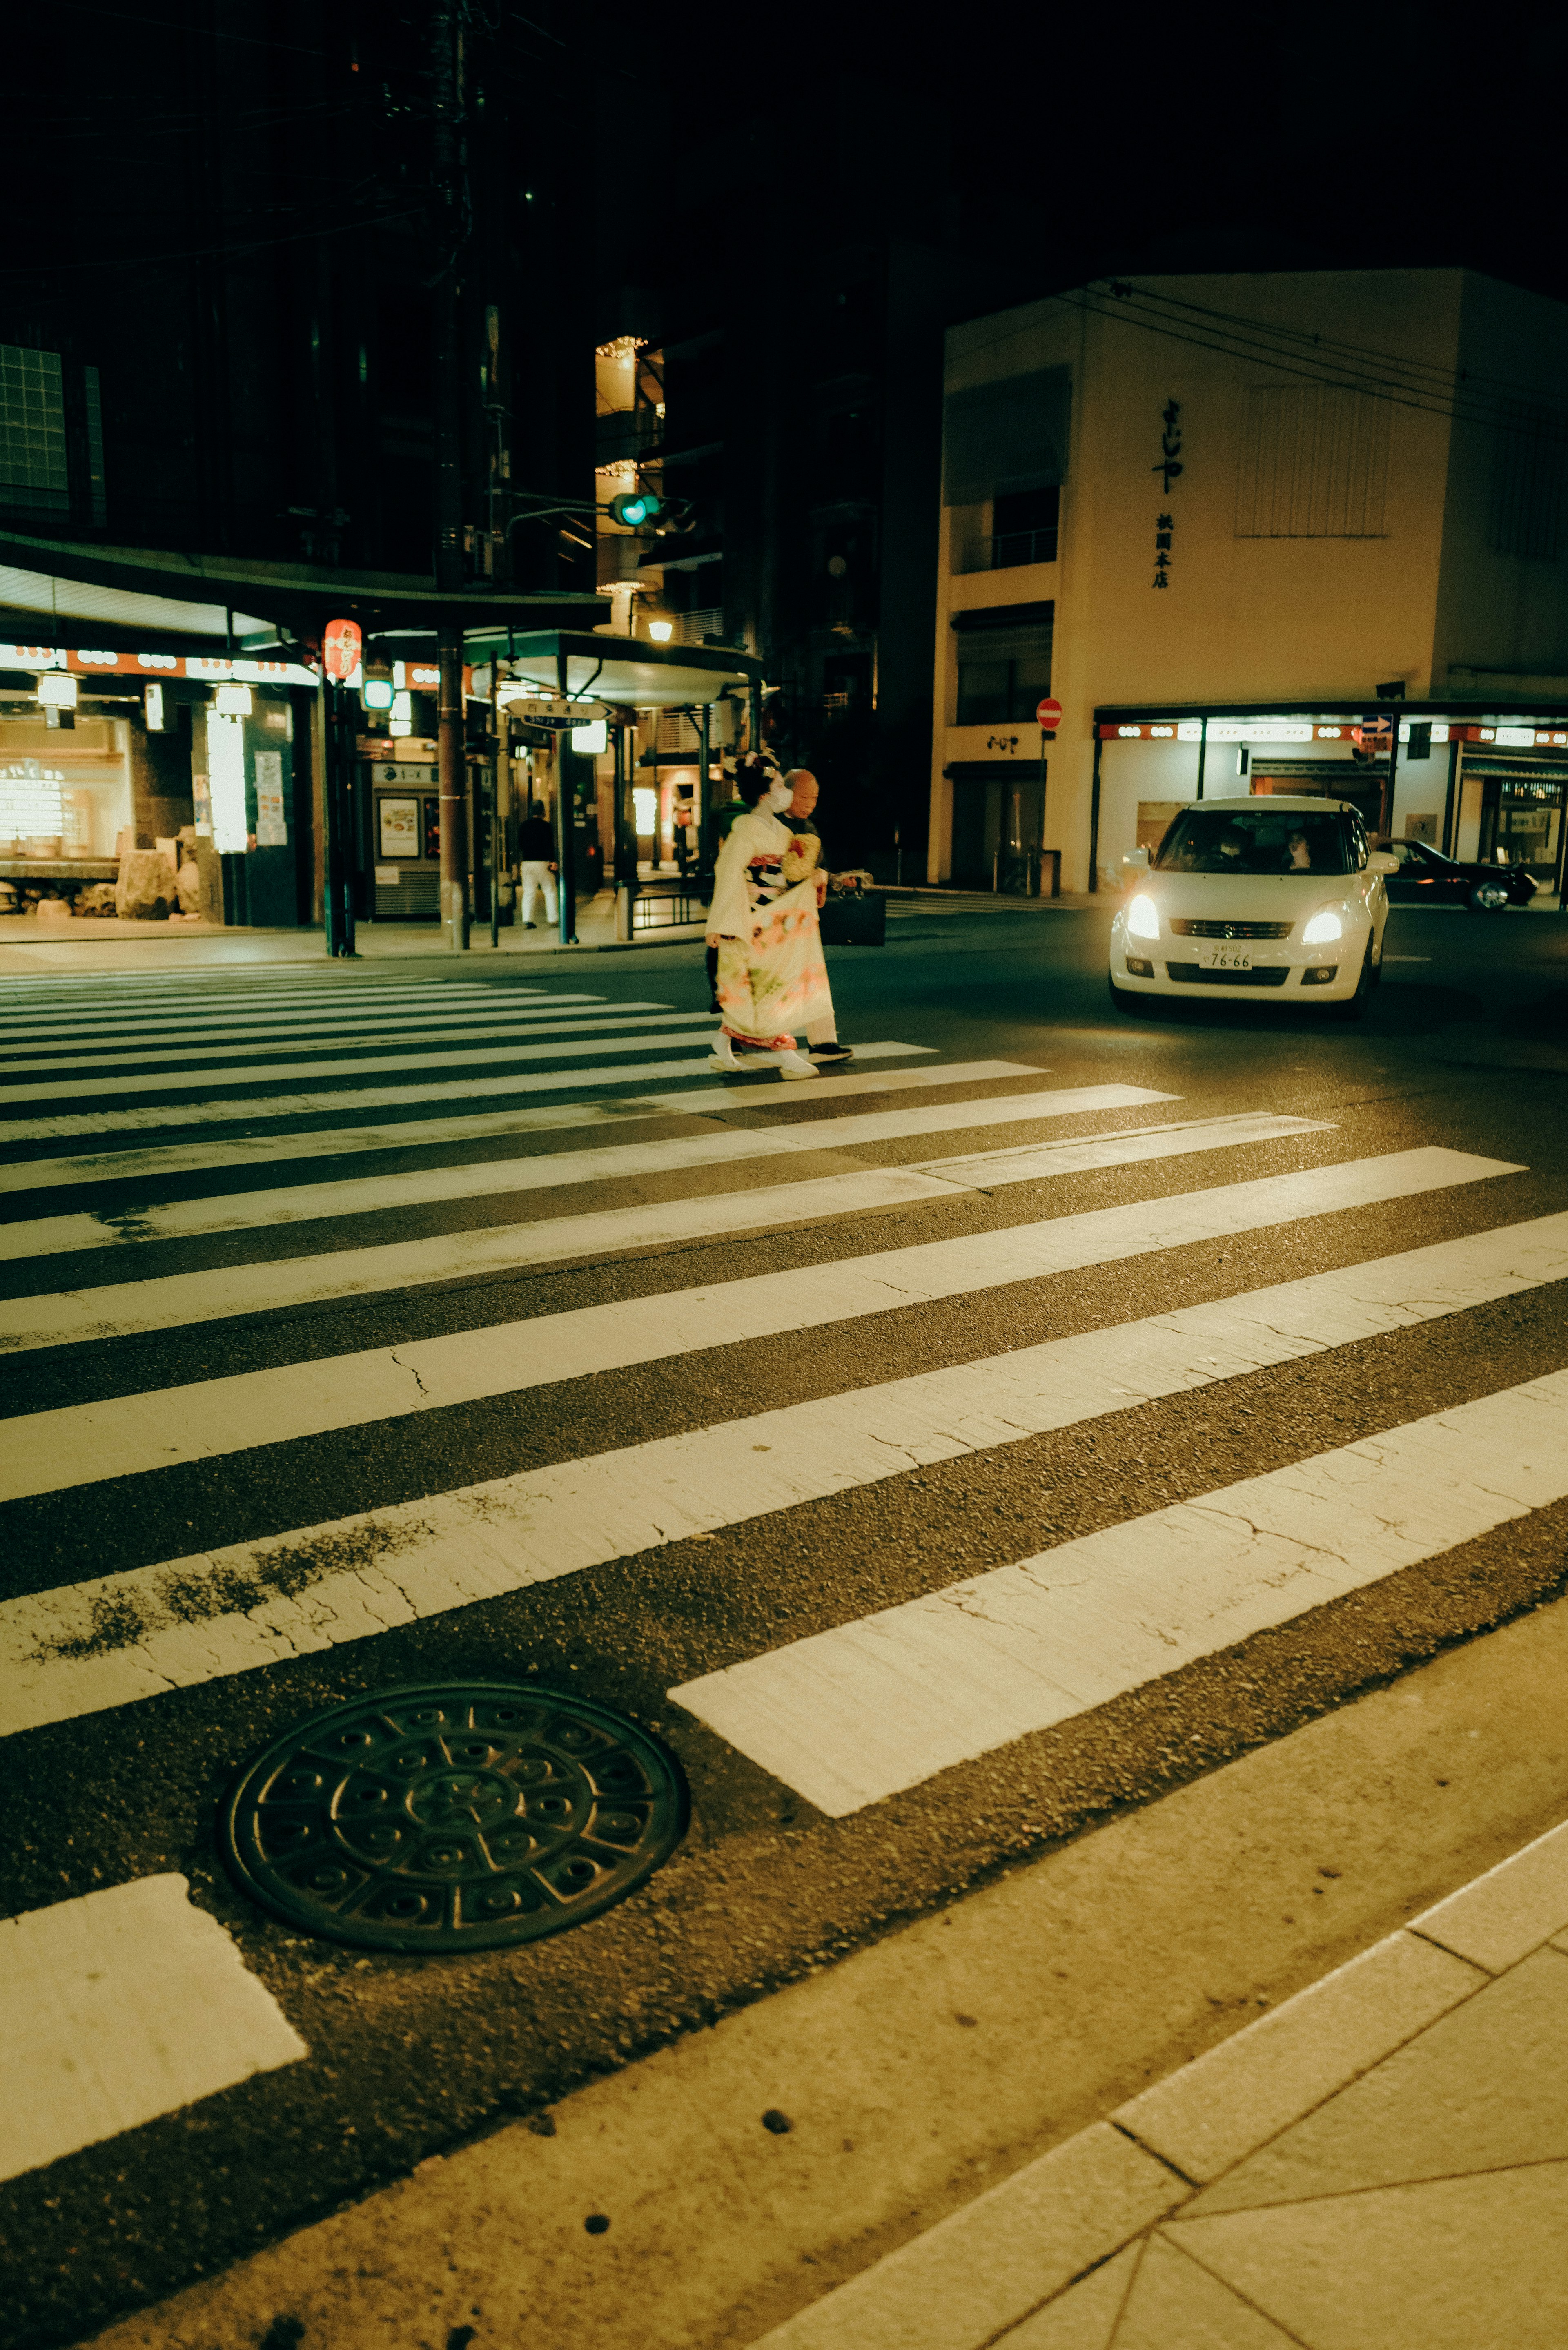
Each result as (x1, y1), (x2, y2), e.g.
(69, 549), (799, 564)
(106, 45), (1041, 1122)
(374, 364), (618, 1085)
(673, 607), (724, 645)
(961, 527), (1058, 573)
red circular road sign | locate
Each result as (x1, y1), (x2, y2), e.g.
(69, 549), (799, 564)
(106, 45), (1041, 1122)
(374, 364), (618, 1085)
(323, 618), (362, 683)
(1036, 696), (1063, 729)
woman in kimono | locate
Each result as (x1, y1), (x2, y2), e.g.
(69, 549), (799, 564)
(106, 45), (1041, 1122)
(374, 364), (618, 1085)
(704, 749), (830, 1079)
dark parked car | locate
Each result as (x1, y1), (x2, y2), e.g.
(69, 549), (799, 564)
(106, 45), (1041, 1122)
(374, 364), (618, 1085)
(1375, 837), (1539, 910)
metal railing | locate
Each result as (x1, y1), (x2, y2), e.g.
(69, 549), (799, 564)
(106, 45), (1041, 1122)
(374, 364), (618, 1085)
(673, 608), (724, 646)
(630, 879), (709, 930)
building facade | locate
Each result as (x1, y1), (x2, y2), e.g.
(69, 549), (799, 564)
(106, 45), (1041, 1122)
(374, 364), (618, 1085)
(929, 269), (1568, 895)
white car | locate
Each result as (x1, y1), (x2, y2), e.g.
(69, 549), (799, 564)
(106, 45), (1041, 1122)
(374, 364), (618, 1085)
(1108, 794), (1398, 1020)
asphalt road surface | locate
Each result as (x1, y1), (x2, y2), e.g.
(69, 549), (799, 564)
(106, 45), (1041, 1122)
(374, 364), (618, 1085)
(2, 896), (1567, 2350)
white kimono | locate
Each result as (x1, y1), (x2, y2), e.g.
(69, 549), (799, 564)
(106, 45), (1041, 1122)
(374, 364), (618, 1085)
(706, 807), (831, 1047)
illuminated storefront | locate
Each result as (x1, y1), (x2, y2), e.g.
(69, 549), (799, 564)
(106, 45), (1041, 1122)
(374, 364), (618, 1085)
(1089, 703), (1568, 899)
(0, 642), (316, 924)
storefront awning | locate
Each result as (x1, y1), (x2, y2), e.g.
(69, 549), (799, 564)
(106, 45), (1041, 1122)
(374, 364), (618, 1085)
(467, 629), (762, 708)
(0, 528), (608, 645)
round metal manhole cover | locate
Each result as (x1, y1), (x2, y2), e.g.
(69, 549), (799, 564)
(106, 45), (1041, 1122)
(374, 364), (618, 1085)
(220, 1683), (687, 1953)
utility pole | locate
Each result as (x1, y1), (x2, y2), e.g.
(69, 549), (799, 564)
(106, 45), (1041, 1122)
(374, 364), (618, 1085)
(431, 0), (468, 951)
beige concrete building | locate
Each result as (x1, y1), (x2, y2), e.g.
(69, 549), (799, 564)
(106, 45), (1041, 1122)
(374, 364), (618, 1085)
(929, 269), (1568, 896)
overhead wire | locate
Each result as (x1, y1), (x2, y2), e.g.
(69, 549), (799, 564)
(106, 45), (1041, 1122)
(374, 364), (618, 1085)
(968, 282), (1568, 445)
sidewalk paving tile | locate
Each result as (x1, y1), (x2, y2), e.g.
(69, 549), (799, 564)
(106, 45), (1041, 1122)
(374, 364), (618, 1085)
(750, 2123), (1185, 2350)
(1166, 2162), (1568, 2350)
(1180, 1947), (1568, 2216)
(1407, 1815), (1568, 1972)
(1108, 2234), (1298, 2348)
(1111, 1931), (1481, 2185)
(989, 2241), (1139, 2348)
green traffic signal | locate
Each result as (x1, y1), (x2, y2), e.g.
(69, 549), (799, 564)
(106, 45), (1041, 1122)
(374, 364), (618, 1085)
(608, 489), (662, 528)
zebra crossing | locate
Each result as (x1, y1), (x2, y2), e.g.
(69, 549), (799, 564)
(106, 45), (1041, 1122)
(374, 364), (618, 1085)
(1, 956), (1563, 2230)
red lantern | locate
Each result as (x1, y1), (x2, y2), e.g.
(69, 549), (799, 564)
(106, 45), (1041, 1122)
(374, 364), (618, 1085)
(323, 618), (362, 682)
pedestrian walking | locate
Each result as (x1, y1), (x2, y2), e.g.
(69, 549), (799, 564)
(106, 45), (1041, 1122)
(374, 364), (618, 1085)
(517, 800), (558, 928)
(783, 767), (853, 1063)
(704, 749), (829, 1079)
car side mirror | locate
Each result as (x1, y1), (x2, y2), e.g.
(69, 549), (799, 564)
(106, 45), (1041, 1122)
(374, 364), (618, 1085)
(1368, 851), (1399, 876)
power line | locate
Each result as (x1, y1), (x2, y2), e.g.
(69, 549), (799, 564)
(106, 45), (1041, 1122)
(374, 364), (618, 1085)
(1095, 282), (1568, 430)
(953, 276), (1568, 441)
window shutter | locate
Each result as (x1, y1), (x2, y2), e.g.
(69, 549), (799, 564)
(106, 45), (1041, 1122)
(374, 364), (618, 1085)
(1235, 385), (1390, 537)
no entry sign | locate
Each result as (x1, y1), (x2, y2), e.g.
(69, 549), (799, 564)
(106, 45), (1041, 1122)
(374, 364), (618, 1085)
(1036, 697), (1063, 730)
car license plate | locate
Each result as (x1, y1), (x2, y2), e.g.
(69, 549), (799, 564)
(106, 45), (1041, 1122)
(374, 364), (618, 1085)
(1198, 948), (1252, 970)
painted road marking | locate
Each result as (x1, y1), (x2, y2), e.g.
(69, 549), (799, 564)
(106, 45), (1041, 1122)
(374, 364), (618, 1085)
(1, 1085), (1177, 1258)
(0, 981), (542, 1019)
(634, 1062), (1045, 1116)
(672, 1371), (1568, 1816)
(0, 1064), (1047, 1195)
(0, 1014), (717, 1093)
(2, 988), (575, 1040)
(908, 1111), (1330, 1192)
(0, 1874), (306, 2185)
(0, 1149), (1518, 1497)
(0, 1155), (1526, 1735)
(0, 1043), (934, 1145)
(2, 1000), (645, 1056)
(0, 1166), (973, 1352)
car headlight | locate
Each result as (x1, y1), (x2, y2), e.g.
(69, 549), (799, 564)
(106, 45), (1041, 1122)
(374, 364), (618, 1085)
(1126, 893), (1160, 941)
(1301, 909), (1343, 945)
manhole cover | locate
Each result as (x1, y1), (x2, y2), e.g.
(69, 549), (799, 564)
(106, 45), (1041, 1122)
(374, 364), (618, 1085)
(220, 1682), (687, 1953)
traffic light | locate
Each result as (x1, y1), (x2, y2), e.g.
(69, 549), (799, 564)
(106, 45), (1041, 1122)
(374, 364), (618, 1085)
(608, 489), (662, 529)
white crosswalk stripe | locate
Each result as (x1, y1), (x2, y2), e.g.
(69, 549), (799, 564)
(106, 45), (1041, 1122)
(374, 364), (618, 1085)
(0, 1875), (306, 2185)
(0, 1039), (934, 1141)
(0, 1122), (1402, 1349)
(4, 987), (573, 1039)
(671, 1370), (1568, 1815)
(0, 1020), (726, 1104)
(0, 1084), (1181, 1258)
(0, 1061), (1046, 1193)
(4, 1003), (693, 1072)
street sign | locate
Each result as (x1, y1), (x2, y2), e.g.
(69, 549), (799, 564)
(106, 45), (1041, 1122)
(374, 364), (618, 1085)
(323, 618), (361, 682)
(1036, 696), (1063, 730)
(1352, 716), (1393, 753)
(508, 697), (613, 727)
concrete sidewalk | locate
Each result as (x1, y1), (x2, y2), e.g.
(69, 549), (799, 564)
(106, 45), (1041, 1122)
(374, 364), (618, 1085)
(753, 1826), (1568, 2350)
(0, 892), (709, 975)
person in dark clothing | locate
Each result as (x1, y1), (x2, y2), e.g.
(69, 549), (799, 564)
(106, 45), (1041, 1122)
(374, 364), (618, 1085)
(782, 769), (851, 1061)
(517, 800), (557, 927)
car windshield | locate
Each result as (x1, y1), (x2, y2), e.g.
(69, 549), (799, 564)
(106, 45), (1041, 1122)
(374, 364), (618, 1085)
(1154, 809), (1353, 876)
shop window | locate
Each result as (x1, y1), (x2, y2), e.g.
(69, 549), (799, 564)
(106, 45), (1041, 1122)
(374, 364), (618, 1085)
(1236, 384), (1389, 537)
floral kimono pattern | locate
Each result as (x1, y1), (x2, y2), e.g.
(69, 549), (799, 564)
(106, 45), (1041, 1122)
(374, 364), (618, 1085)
(708, 809), (831, 1048)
